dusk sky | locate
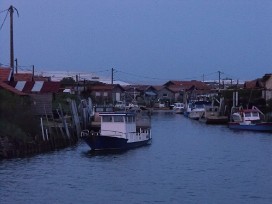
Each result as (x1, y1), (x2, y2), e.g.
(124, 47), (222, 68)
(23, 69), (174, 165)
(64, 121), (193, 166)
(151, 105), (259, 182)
(0, 0), (272, 84)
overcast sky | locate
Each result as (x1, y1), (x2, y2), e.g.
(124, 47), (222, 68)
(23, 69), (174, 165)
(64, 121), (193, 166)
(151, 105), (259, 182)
(0, 0), (271, 84)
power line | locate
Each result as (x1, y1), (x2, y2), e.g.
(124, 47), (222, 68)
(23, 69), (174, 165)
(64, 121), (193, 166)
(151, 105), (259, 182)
(117, 70), (169, 81)
(0, 9), (8, 14)
(0, 10), (8, 31)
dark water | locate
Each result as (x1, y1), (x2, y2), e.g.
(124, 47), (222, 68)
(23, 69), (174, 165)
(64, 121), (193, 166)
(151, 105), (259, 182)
(1, 113), (272, 204)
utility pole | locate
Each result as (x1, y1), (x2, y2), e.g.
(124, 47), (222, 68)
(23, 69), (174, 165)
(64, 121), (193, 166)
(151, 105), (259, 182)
(8, 5), (18, 72)
(76, 75), (79, 95)
(111, 68), (114, 84)
(32, 65), (35, 81)
(218, 71), (221, 90)
(9, 5), (14, 70)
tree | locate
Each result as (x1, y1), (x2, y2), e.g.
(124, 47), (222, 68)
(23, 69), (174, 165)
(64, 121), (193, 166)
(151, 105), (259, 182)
(60, 77), (76, 85)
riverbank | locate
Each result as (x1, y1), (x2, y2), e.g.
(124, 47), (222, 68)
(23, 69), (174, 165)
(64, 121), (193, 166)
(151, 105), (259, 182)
(0, 133), (78, 159)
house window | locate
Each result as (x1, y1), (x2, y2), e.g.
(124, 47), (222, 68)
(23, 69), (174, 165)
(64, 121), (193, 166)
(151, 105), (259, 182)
(95, 92), (101, 96)
(163, 93), (168, 98)
(104, 92), (108, 97)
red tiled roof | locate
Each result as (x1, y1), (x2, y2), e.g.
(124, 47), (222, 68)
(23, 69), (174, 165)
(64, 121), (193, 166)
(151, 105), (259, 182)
(0, 81), (27, 96)
(89, 84), (124, 91)
(0, 67), (12, 81)
(22, 82), (35, 93)
(244, 79), (264, 89)
(164, 80), (210, 90)
(14, 73), (33, 81)
(40, 82), (61, 93)
(153, 86), (164, 91)
(123, 85), (150, 91)
(13, 73), (50, 82)
(167, 85), (183, 92)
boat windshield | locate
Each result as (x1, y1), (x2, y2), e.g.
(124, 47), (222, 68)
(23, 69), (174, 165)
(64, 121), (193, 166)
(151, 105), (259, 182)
(126, 116), (135, 123)
(244, 112), (251, 117)
(113, 116), (124, 122)
(102, 115), (112, 122)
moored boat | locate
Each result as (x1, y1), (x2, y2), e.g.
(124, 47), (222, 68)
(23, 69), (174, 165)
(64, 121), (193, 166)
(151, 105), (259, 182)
(228, 106), (272, 132)
(172, 102), (185, 114)
(81, 111), (152, 151)
(188, 101), (211, 120)
(199, 105), (228, 124)
(184, 102), (193, 117)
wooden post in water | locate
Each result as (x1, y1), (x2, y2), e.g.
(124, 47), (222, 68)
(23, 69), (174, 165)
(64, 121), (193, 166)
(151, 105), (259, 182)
(70, 100), (81, 138)
(40, 117), (45, 141)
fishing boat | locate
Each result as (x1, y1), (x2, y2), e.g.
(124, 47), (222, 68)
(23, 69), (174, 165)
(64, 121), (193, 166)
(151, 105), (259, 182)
(199, 98), (228, 124)
(199, 106), (228, 124)
(81, 111), (152, 151)
(172, 102), (185, 114)
(228, 106), (272, 132)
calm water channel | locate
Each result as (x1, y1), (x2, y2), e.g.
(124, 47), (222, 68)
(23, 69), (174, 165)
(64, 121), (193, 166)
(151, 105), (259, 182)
(1, 112), (272, 204)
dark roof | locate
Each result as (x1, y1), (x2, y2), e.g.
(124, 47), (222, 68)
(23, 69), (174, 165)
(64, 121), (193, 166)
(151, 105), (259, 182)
(244, 79), (264, 89)
(167, 85), (183, 92)
(262, 74), (272, 82)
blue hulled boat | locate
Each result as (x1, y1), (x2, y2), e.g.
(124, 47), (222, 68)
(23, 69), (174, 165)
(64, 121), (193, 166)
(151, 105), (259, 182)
(229, 106), (272, 132)
(81, 111), (152, 151)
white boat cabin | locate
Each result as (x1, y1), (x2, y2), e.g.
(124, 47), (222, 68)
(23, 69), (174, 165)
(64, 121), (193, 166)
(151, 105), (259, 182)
(232, 110), (261, 123)
(99, 112), (151, 142)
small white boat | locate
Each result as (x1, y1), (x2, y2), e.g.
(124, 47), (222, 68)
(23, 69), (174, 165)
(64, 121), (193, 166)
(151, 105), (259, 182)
(188, 101), (211, 120)
(172, 102), (185, 114)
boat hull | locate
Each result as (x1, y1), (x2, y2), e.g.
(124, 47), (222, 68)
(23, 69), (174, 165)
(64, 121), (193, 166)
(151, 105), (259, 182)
(204, 116), (229, 124)
(188, 111), (204, 120)
(228, 122), (272, 132)
(82, 133), (152, 151)
(173, 109), (184, 114)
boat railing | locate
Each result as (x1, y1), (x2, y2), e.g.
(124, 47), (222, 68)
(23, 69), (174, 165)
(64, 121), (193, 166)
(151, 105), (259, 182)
(252, 106), (265, 116)
(81, 130), (101, 137)
(81, 130), (90, 137)
(102, 130), (126, 138)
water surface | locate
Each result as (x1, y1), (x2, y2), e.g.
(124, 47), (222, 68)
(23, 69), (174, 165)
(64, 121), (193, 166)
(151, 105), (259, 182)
(1, 113), (272, 204)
